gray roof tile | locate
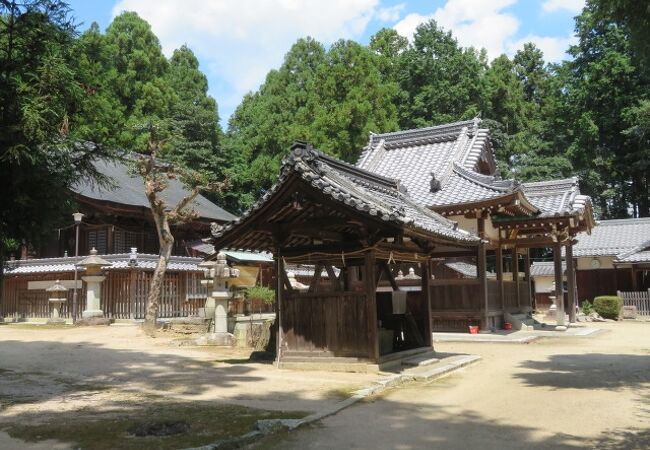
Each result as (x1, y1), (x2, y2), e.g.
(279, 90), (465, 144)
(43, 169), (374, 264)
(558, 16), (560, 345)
(574, 218), (650, 258)
(357, 120), (592, 218)
(212, 143), (479, 246)
(74, 159), (237, 222)
(4, 254), (204, 275)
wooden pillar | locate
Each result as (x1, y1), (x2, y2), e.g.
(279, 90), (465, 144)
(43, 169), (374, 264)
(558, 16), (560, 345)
(566, 243), (577, 323)
(524, 249), (532, 310)
(365, 251), (379, 362)
(513, 246), (520, 309)
(553, 243), (565, 326)
(421, 258), (433, 348)
(477, 218), (488, 330)
(496, 245), (504, 310)
(129, 269), (137, 319)
(275, 249), (284, 362)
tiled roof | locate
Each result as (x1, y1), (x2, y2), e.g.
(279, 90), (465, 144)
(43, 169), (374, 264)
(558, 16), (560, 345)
(188, 241), (274, 263)
(444, 261), (496, 278)
(357, 119), (505, 207)
(4, 254), (204, 275)
(286, 264), (339, 278)
(212, 143), (479, 247)
(530, 261), (565, 277)
(574, 218), (650, 258)
(357, 120), (593, 221)
(614, 237), (650, 263)
(522, 177), (591, 218)
(74, 159), (237, 222)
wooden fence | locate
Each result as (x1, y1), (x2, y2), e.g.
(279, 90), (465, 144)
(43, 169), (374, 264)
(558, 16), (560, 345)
(1, 270), (206, 320)
(617, 290), (650, 317)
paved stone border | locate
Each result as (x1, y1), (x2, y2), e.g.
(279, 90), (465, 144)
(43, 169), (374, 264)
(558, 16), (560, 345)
(184, 354), (481, 449)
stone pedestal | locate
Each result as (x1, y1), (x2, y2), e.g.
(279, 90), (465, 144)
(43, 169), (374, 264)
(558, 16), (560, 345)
(82, 275), (105, 318)
(47, 298), (67, 325)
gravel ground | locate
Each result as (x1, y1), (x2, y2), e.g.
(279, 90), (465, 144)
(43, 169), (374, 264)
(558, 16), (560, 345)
(258, 321), (650, 450)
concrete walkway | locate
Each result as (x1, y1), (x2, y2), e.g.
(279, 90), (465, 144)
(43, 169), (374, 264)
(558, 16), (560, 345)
(433, 326), (605, 343)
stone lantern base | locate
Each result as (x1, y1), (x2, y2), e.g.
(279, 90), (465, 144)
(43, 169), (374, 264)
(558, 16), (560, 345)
(47, 298), (67, 325)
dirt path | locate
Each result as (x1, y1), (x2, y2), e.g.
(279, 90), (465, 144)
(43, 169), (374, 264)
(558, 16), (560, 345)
(0, 324), (380, 449)
(259, 322), (650, 450)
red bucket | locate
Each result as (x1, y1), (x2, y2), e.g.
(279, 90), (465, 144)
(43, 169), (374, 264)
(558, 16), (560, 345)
(468, 325), (479, 334)
(503, 322), (513, 330)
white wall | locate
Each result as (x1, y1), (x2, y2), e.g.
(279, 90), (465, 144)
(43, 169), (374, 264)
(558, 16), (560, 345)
(576, 256), (615, 270)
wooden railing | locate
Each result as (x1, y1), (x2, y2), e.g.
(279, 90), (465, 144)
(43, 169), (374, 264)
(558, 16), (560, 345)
(618, 290), (650, 316)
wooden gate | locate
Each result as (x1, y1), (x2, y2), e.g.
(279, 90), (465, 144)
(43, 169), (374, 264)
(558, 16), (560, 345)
(617, 290), (650, 317)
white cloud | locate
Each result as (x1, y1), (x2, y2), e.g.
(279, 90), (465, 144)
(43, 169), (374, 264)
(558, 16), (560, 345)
(508, 34), (577, 63)
(112, 0), (383, 119)
(542, 0), (584, 14)
(376, 3), (405, 22)
(393, 0), (576, 63)
(394, 0), (519, 57)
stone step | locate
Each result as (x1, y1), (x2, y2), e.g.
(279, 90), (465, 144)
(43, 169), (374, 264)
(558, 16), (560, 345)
(401, 352), (439, 367)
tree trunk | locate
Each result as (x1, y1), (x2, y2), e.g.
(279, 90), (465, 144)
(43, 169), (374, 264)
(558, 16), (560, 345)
(143, 214), (174, 336)
(636, 174), (649, 217)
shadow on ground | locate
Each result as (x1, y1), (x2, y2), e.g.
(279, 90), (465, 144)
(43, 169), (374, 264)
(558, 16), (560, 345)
(0, 340), (264, 403)
(514, 353), (650, 390)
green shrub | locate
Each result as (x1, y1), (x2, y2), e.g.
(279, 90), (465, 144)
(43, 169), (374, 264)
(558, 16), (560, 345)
(244, 286), (275, 305)
(581, 300), (593, 315)
(593, 296), (623, 319)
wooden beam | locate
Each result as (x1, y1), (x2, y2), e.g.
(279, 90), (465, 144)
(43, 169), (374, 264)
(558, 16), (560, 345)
(381, 262), (399, 291)
(477, 217), (489, 330)
(276, 249), (284, 362)
(496, 245), (504, 310)
(553, 243), (565, 326)
(524, 249), (532, 310)
(324, 265), (341, 291)
(365, 251), (379, 362)
(421, 258), (433, 348)
(308, 263), (323, 293)
(566, 244), (577, 323)
(513, 246), (520, 309)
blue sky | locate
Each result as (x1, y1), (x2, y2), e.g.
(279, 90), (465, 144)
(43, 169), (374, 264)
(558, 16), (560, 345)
(67, 0), (584, 127)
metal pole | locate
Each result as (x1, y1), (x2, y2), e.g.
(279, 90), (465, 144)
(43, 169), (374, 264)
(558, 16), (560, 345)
(72, 222), (80, 323)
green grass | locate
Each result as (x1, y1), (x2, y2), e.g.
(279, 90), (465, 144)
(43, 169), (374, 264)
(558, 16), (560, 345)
(2, 402), (306, 450)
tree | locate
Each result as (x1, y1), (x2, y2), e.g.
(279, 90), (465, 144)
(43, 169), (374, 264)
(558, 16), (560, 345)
(309, 39), (399, 161)
(0, 1), (111, 275)
(136, 123), (221, 335)
(561, 2), (649, 217)
(398, 19), (485, 128)
(103, 11), (176, 151)
(166, 45), (224, 178)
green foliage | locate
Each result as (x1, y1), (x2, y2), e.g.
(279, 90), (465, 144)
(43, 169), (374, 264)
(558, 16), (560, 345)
(222, 36), (399, 211)
(593, 296), (623, 319)
(244, 286), (275, 305)
(398, 20), (484, 128)
(0, 0), (113, 261)
(581, 300), (594, 315)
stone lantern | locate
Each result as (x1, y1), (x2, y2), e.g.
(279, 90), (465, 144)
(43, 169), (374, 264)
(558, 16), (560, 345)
(46, 280), (68, 324)
(78, 248), (110, 318)
(199, 252), (239, 345)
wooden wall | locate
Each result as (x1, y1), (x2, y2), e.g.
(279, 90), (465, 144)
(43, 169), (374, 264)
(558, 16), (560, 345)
(576, 268), (633, 302)
(281, 291), (369, 358)
(429, 279), (531, 331)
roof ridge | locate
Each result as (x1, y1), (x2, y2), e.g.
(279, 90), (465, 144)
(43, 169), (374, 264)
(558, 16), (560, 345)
(369, 119), (478, 146)
(452, 163), (515, 192)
